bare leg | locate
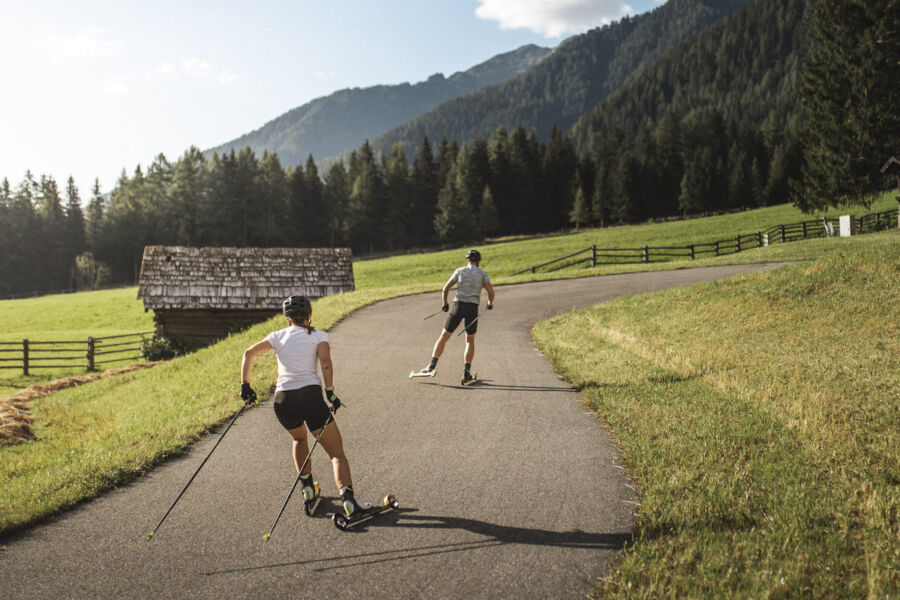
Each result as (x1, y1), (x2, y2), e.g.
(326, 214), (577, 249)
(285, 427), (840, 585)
(287, 425), (311, 475)
(432, 329), (453, 360)
(465, 334), (476, 364)
(314, 422), (352, 492)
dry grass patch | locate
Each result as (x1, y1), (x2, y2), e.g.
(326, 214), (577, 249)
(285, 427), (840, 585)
(0, 362), (162, 446)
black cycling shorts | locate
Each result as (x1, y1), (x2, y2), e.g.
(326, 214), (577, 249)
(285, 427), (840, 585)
(444, 301), (479, 335)
(273, 385), (332, 431)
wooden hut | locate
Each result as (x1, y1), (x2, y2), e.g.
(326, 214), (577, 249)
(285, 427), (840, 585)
(137, 246), (354, 343)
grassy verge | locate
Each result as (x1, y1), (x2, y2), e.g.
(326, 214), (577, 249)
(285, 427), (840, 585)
(532, 230), (899, 597)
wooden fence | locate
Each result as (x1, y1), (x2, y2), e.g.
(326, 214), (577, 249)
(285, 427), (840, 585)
(0, 332), (153, 375)
(513, 209), (898, 276)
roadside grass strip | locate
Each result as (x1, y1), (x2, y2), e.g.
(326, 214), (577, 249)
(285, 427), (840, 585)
(532, 235), (899, 598)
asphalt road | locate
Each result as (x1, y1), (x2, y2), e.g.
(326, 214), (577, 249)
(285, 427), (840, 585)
(0, 264), (787, 599)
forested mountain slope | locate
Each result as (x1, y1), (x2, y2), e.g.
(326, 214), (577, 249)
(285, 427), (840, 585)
(570, 0), (808, 152)
(205, 44), (550, 169)
(366, 0), (750, 158)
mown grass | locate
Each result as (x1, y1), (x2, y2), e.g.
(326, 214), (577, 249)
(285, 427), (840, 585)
(532, 230), (899, 598)
(0, 287), (155, 396)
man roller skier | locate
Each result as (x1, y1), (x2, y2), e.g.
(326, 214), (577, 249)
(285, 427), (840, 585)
(416, 249), (495, 384)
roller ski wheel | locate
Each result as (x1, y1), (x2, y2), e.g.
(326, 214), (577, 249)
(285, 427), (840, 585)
(303, 481), (321, 516)
(461, 371), (477, 386)
(409, 368), (436, 379)
(331, 493), (400, 531)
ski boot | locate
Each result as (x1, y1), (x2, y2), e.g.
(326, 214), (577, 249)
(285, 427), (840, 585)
(340, 486), (373, 518)
(300, 474), (321, 516)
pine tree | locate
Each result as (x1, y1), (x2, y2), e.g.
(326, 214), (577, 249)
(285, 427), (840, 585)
(569, 187), (590, 230)
(64, 177), (86, 289)
(478, 185), (500, 238)
(795, 0), (900, 210)
(412, 136), (439, 247)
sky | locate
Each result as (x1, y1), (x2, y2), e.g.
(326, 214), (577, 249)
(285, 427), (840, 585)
(0, 0), (664, 197)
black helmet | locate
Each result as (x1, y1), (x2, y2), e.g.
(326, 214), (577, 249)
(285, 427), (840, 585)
(282, 295), (311, 320)
(465, 249), (481, 263)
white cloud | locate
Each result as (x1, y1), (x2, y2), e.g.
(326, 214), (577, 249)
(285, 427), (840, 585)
(475, 0), (634, 38)
(100, 74), (133, 97)
(47, 27), (120, 61)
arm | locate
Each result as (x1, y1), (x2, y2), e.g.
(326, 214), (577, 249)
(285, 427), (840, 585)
(317, 341), (334, 390)
(441, 278), (456, 308)
(484, 281), (495, 307)
(241, 340), (273, 383)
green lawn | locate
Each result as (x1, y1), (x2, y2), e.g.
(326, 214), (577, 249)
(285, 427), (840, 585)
(533, 230), (899, 598)
(0, 287), (155, 396)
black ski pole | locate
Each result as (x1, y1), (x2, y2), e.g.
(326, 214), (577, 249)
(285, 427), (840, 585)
(263, 413), (334, 542)
(423, 310), (442, 320)
(146, 400), (250, 540)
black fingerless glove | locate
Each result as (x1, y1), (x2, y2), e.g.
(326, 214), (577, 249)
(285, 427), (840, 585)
(442, 303), (449, 312)
(240, 382), (257, 404)
(325, 389), (341, 412)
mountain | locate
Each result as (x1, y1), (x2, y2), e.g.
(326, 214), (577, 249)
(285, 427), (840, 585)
(569, 0), (808, 152)
(365, 0), (750, 158)
(205, 44), (551, 169)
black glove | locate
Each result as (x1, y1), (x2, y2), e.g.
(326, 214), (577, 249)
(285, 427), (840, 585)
(240, 382), (257, 404)
(486, 303), (494, 310)
(325, 389), (341, 412)
(442, 303), (449, 312)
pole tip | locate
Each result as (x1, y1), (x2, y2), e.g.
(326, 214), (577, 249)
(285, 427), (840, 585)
(146, 532), (154, 541)
(263, 534), (271, 542)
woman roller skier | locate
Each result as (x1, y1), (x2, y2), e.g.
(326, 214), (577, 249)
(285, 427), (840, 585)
(416, 249), (495, 384)
(240, 295), (372, 518)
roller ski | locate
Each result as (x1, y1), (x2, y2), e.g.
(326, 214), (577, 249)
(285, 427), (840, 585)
(301, 477), (321, 516)
(409, 360), (437, 379)
(461, 370), (478, 386)
(331, 487), (399, 531)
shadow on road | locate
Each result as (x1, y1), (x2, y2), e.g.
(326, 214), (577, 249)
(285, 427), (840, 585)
(206, 508), (629, 576)
(414, 380), (574, 393)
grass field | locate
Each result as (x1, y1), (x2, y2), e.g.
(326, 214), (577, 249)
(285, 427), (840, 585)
(0, 287), (155, 396)
(533, 230), (899, 597)
(1, 198), (898, 596)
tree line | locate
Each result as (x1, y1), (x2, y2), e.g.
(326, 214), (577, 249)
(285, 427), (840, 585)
(1, 108), (800, 296)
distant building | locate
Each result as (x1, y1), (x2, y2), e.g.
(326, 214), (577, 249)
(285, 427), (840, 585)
(137, 246), (354, 343)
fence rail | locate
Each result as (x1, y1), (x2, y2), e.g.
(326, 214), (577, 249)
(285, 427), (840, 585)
(0, 332), (153, 375)
(513, 209), (897, 276)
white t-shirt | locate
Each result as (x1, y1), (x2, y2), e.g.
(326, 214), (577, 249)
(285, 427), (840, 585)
(264, 326), (329, 391)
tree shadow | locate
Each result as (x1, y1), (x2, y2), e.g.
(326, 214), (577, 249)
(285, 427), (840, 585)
(206, 507), (630, 575)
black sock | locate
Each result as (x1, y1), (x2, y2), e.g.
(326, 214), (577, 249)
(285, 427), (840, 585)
(464, 363), (471, 373)
(429, 357), (438, 368)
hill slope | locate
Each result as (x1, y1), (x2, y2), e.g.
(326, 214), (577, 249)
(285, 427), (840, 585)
(205, 44), (551, 169)
(366, 0), (749, 158)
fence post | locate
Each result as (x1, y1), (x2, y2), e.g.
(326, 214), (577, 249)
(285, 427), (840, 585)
(642, 246), (649, 263)
(780, 224), (786, 243)
(714, 241), (720, 256)
(87, 337), (96, 372)
(756, 231), (762, 247)
(802, 221), (808, 239)
(591, 244), (596, 268)
(689, 244), (695, 260)
(736, 235), (741, 252)
(23, 339), (29, 376)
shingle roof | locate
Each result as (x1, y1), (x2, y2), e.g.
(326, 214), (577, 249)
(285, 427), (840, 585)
(137, 246), (354, 311)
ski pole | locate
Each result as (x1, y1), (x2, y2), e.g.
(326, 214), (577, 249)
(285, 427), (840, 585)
(423, 310), (442, 320)
(457, 315), (482, 336)
(146, 400), (250, 540)
(263, 413), (334, 542)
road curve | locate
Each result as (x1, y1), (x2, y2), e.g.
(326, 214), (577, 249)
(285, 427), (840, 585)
(0, 264), (787, 599)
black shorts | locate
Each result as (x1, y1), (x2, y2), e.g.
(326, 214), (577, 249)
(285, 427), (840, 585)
(272, 385), (332, 431)
(444, 301), (479, 335)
